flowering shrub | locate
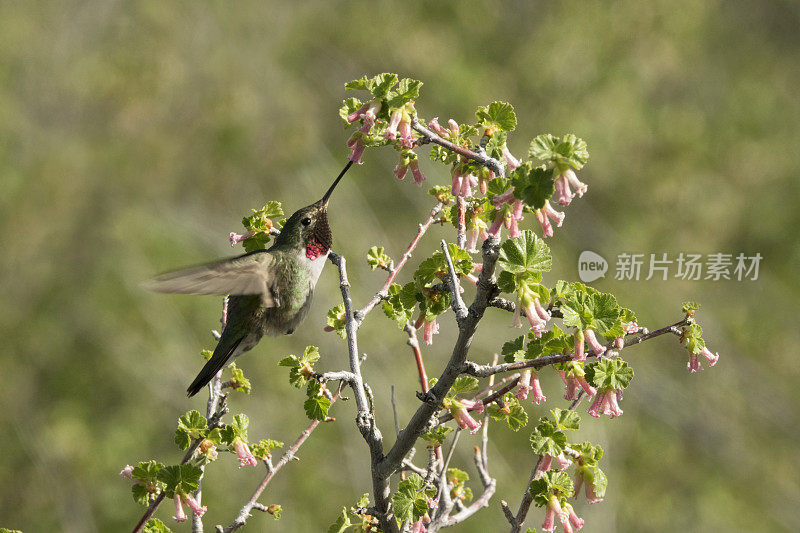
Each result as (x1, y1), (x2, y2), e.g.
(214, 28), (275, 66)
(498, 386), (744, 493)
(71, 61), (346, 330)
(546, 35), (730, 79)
(125, 74), (718, 533)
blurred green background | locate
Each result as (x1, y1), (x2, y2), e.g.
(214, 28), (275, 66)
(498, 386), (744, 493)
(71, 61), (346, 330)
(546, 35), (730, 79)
(2, 0), (798, 531)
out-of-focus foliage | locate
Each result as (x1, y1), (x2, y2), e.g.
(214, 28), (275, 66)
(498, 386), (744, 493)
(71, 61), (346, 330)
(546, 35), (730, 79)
(0, 1), (798, 532)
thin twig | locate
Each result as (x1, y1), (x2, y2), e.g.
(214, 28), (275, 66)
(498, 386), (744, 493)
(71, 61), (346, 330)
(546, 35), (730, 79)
(355, 202), (444, 325)
(222, 386), (344, 532)
(411, 117), (505, 179)
(440, 240), (468, 323)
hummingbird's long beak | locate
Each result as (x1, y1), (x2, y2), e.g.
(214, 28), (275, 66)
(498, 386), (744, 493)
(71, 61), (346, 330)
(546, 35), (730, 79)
(321, 160), (354, 205)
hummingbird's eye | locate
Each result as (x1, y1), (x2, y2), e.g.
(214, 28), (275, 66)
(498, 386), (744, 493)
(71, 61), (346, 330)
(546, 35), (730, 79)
(301, 217), (312, 226)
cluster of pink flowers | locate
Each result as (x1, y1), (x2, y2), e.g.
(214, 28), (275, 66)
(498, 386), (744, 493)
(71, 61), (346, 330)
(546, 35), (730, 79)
(465, 220), (489, 254)
(554, 169), (588, 206)
(449, 398), (484, 434)
(232, 438), (258, 467)
(488, 187), (523, 239)
(687, 346), (719, 373)
(385, 107), (414, 148)
(173, 493), (207, 522)
(346, 134), (366, 165)
(542, 497), (584, 532)
(513, 293), (551, 337)
(393, 158), (426, 185)
(558, 368), (597, 401)
(347, 100), (382, 133)
(515, 369), (547, 404)
(536, 201), (566, 238)
(574, 470), (603, 504)
(539, 452), (572, 473)
(587, 388), (624, 419)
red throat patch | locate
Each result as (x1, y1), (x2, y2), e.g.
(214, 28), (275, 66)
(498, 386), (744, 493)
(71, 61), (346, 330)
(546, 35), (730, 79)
(306, 242), (326, 260)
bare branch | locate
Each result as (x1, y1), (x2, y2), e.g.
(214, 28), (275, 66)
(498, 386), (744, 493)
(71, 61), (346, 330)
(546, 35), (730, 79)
(411, 117), (505, 179)
(440, 240), (468, 323)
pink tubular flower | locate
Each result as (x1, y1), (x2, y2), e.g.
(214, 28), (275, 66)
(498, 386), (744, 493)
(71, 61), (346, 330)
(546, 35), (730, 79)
(687, 347), (719, 373)
(501, 144), (520, 171)
(542, 497), (567, 533)
(563, 502), (584, 532)
(521, 296), (551, 337)
(536, 201), (565, 238)
(346, 134), (366, 164)
(587, 388), (623, 419)
(584, 329), (607, 356)
(182, 493), (207, 518)
(554, 452), (572, 470)
(466, 224), (488, 254)
(173, 495), (188, 522)
(422, 318), (439, 345)
(233, 438), (258, 467)
(574, 470), (604, 504)
(347, 100), (381, 133)
(427, 116), (450, 137)
(229, 230), (255, 247)
(450, 401), (482, 434)
(409, 160), (426, 185)
(385, 109), (403, 140)
(530, 371), (547, 404)
(393, 162), (408, 180)
(558, 370), (581, 401)
(554, 169), (587, 206)
(573, 331), (586, 362)
(120, 465), (135, 479)
(515, 369), (533, 400)
(538, 455), (553, 476)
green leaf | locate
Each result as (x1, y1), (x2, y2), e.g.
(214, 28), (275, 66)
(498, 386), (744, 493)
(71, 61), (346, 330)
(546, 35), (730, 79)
(143, 518), (172, 533)
(327, 507), (353, 533)
(511, 163), (555, 210)
(529, 471), (574, 507)
(229, 363), (252, 394)
(157, 464), (203, 497)
(529, 134), (589, 171)
(475, 101), (517, 132)
(421, 425), (453, 447)
(682, 301), (700, 314)
(366, 246), (393, 271)
(220, 413), (249, 444)
(449, 376), (479, 396)
(174, 410), (208, 450)
(250, 439), (284, 460)
(345, 76), (371, 91)
(326, 304), (347, 339)
(529, 421), (566, 456)
(585, 359), (634, 390)
(527, 325), (570, 358)
(550, 408), (580, 431)
(339, 97), (364, 125)
(132, 483), (153, 506)
(382, 282), (417, 328)
(428, 185), (455, 205)
(370, 72), (399, 98)
(392, 474), (431, 526)
(681, 322), (706, 354)
(304, 381), (331, 420)
(279, 346), (320, 387)
(487, 393), (529, 431)
(200, 349), (213, 361)
(498, 231), (552, 275)
(502, 335), (526, 363)
(497, 271), (517, 294)
(387, 78), (423, 108)
(414, 244), (473, 287)
(588, 292), (621, 335)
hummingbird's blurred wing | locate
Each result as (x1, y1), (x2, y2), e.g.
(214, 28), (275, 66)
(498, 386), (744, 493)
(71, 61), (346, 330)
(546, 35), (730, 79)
(143, 251), (278, 307)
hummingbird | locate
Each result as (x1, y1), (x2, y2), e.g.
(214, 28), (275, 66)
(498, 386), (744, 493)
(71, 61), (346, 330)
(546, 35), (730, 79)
(145, 161), (353, 396)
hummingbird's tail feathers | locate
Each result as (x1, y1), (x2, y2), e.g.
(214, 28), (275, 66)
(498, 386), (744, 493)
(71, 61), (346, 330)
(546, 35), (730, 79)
(143, 253), (278, 307)
(186, 336), (244, 397)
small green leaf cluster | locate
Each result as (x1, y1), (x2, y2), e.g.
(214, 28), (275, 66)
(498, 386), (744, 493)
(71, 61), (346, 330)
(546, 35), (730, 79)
(249, 438), (284, 461)
(681, 322), (706, 355)
(279, 346), (332, 420)
(328, 493), (374, 533)
(391, 473), (437, 527)
(529, 409), (579, 458)
(366, 245), (393, 271)
(239, 201), (284, 252)
(446, 468), (473, 503)
(228, 362), (251, 394)
(529, 133), (589, 173)
(143, 518), (172, 533)
(585, 359), (634, 391)
(497, 231), (552, 307)
(486, 392), (528, 431)
(326, 303), (347, 338)
(382, 243), (473, 330)
(421, 425), (453, 448)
